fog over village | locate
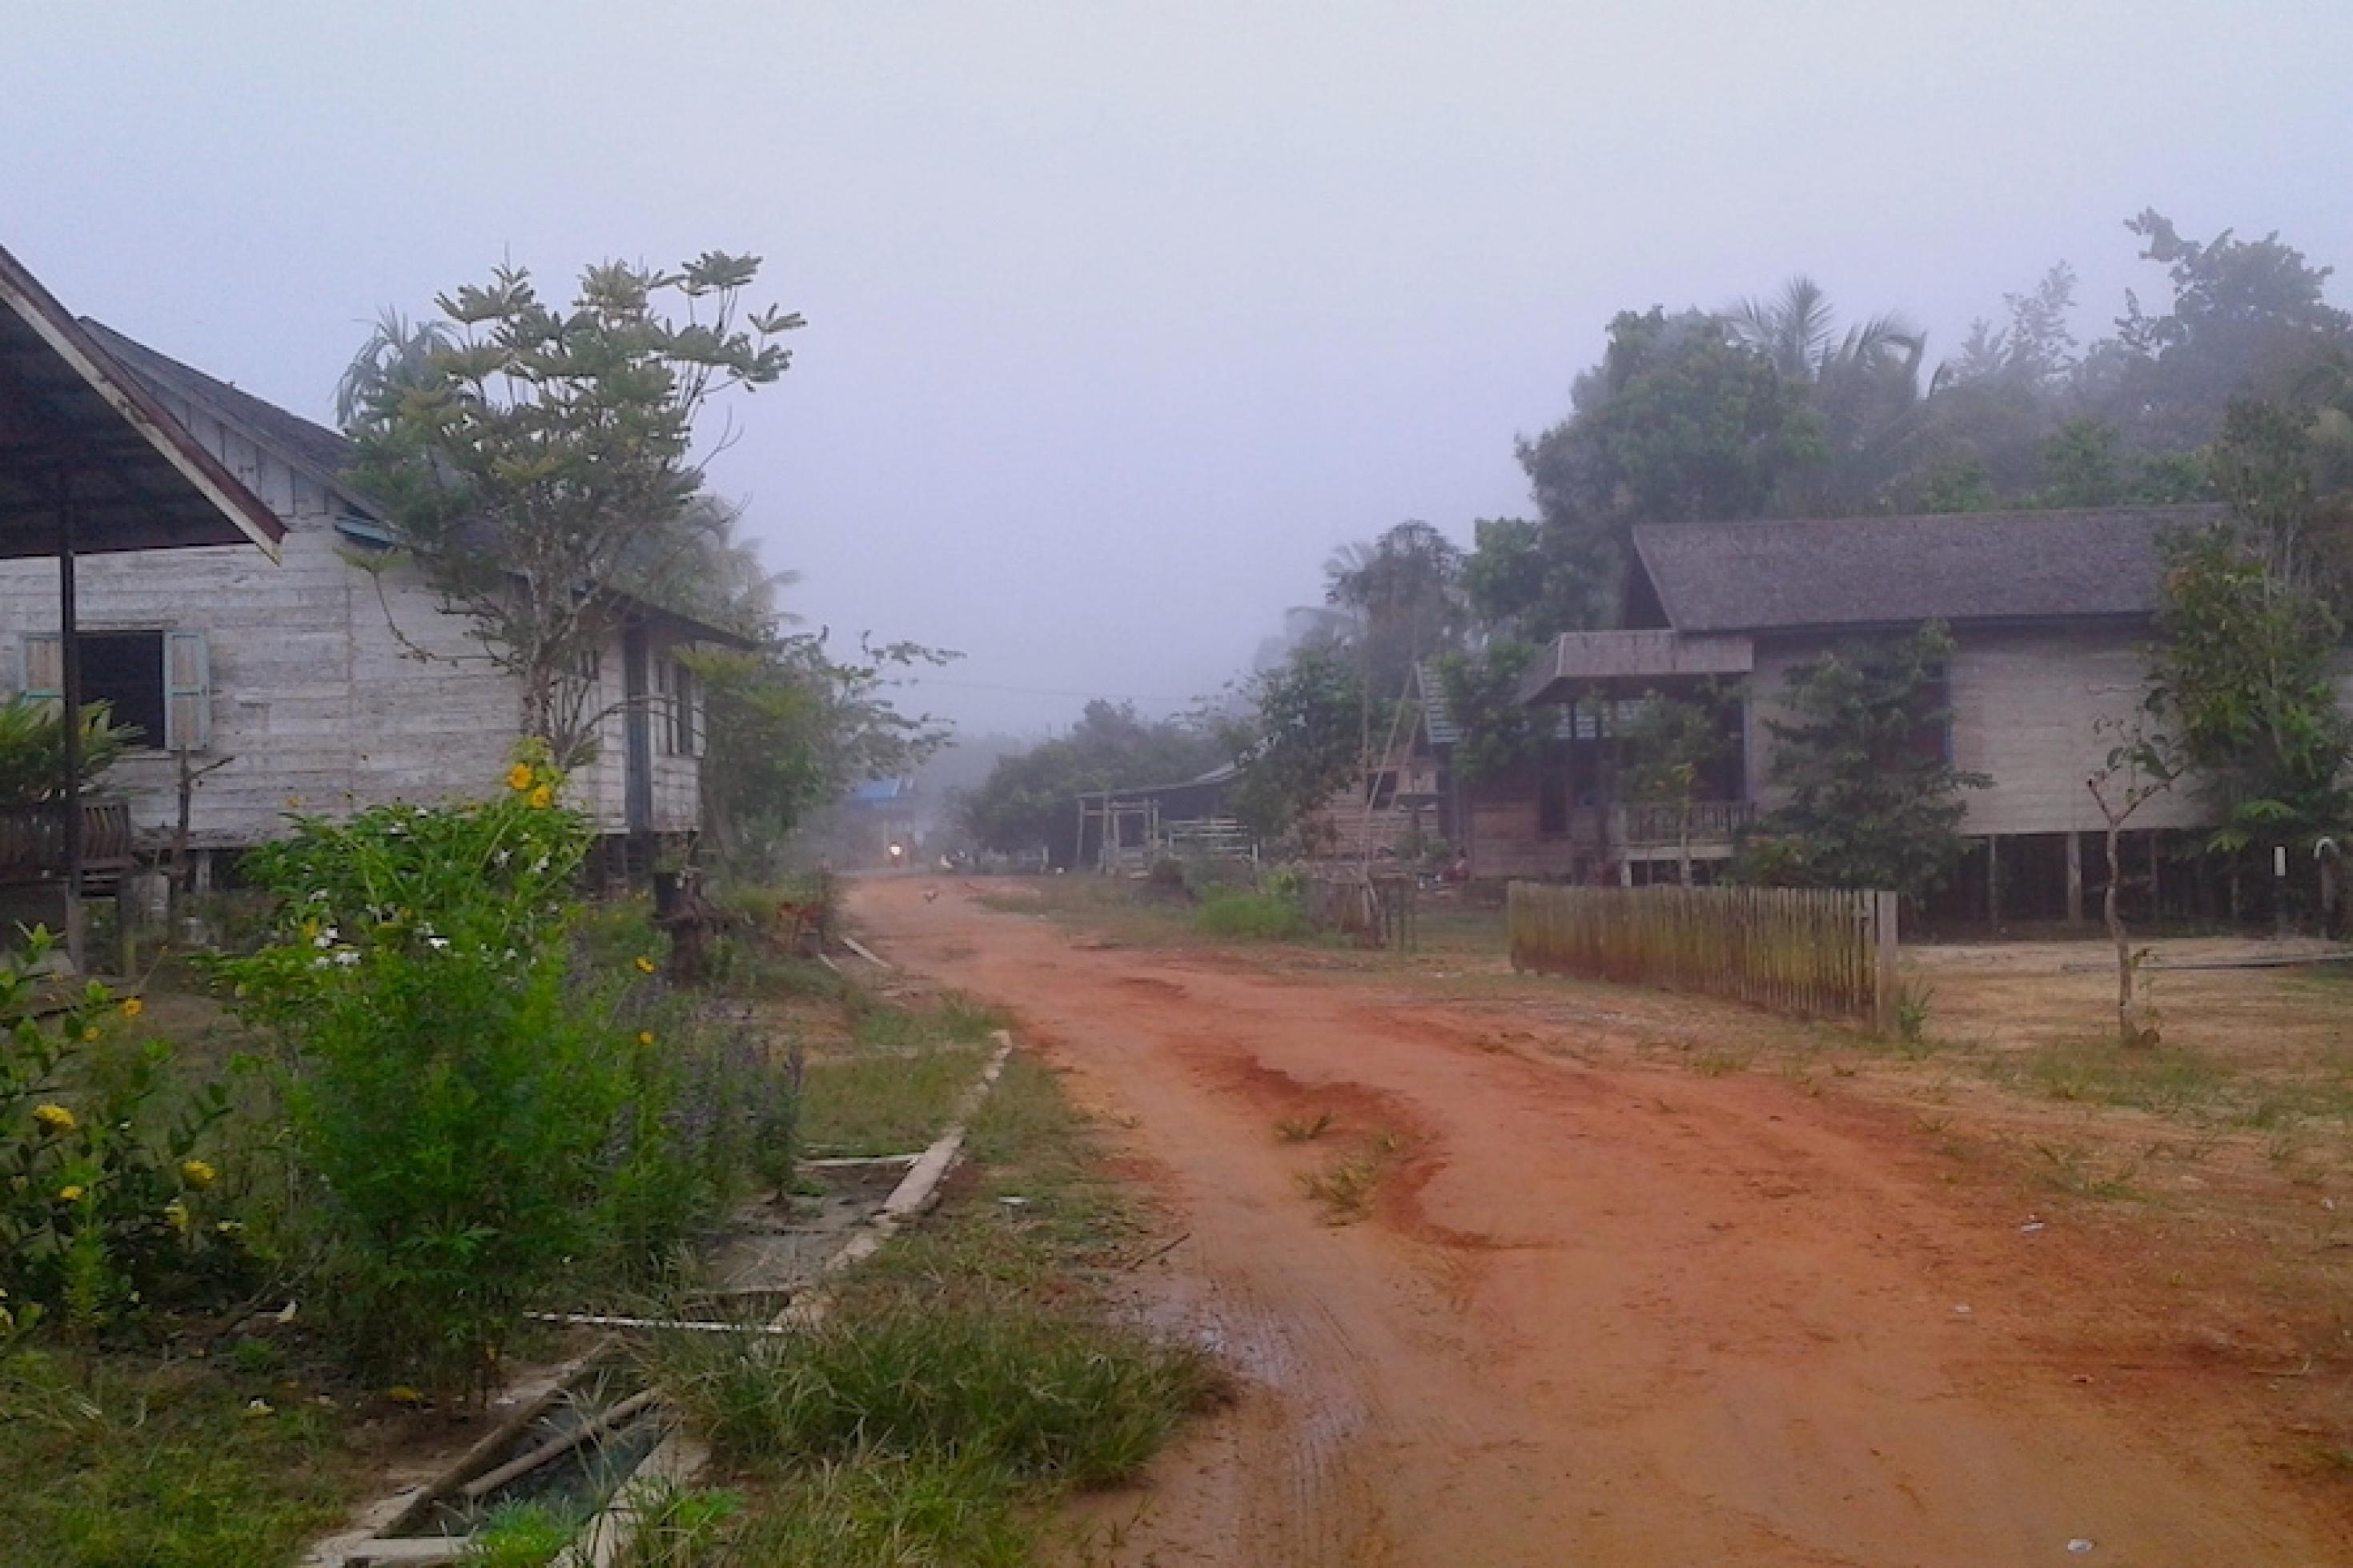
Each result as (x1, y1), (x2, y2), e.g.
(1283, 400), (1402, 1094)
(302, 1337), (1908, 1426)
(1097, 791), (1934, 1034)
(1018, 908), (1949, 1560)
(8, 6), (2353, 1566)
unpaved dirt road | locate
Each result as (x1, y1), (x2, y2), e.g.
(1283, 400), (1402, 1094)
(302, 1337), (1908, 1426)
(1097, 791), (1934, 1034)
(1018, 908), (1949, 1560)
(855, 879), (2350, 1566)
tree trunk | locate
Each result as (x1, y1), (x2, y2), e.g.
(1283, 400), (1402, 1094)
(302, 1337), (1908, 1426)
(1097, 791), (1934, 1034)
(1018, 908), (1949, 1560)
(2107, 822), (2157, 1049)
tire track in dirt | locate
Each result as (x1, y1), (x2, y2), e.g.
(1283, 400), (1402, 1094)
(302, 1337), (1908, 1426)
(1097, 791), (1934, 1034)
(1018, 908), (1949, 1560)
(856, 880), (2353, 1566)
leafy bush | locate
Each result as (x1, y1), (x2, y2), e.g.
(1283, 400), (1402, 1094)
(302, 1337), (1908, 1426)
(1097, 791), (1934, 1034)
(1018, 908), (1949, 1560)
(1195, 891), (1307, 940)
(208, 750), (793, 1400)
(0, 696), (133, 808)
(0, 930), (249, 1337)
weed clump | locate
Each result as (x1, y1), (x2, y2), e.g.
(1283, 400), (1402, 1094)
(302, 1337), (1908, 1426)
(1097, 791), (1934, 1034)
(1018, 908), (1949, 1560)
(1195, 892), (1307, 940)
(657, 1301), (1223, 1488)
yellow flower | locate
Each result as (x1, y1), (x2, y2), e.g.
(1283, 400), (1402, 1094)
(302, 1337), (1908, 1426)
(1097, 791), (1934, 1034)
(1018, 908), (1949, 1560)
(636, 1030), (655, 1047)
(120, 998), (143, 1020)
(57, 1185), (84, 1203)
(32, 1104), (74, 1136)
(163, 1199), (191, 1233)
(180, 1159), (219, 1190)
(527, 784), (555, 809)
(385, 1385), (426, 1406)
(633, 955), (657, 975)
(81, 1026), (98, 1043)
(506, 762), (536, 792)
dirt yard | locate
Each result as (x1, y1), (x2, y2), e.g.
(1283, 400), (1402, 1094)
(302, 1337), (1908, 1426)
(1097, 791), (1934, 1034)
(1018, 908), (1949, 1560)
(853, 876), (2353, 1566)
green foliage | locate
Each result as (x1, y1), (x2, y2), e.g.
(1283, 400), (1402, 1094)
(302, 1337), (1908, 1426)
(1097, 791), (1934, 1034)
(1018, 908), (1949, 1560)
(1747, 624), (1988, 900)
(1431, 640), (1540, 782)
(0, 1348), (358, 1568)
(1228, 645), (1367, 848)
(346, 252), (802, 760)
(1320, 520), (1467, 699)
(691, 633), (953, 872)
(1195, 891), (1308, 940)
(463, 1502), (576, 1566)
(0, 931), (248, 1338)
(0, 697), (133, 808)
(1620, 681), (1741, 812)
(2147, 525), (2353, 854)
(962, 700), (1225, 864)
(207, 752), (792, 1399)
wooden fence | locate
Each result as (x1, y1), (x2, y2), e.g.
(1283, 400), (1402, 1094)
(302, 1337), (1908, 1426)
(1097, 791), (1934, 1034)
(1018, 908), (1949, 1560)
(1508, 881), (1898, 1032)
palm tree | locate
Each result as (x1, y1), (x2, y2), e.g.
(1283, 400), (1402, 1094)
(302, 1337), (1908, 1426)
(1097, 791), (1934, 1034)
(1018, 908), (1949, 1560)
(1727, 277), (1929, 512)
(334, 308), (457, 430)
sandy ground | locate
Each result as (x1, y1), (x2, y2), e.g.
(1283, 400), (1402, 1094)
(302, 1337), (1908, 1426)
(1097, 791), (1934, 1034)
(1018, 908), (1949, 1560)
(853, 876), (2352, 1568)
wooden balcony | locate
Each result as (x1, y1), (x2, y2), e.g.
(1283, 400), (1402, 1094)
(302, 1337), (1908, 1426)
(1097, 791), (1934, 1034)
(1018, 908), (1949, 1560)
(0, 799), (135, 885)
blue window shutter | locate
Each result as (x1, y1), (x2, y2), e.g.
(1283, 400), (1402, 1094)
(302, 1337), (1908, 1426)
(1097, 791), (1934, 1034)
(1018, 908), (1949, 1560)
(165, 630), (211, 751)
(19, 632), (62, 713)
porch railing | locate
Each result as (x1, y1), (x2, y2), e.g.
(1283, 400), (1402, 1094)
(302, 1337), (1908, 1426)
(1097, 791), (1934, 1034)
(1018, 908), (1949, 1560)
(1562, 801), (1756, 848)
(0, 800), (135, 884)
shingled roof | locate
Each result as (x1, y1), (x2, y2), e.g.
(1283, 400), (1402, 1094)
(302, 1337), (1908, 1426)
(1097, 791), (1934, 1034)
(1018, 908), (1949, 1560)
(1631, 503), (2229, 636)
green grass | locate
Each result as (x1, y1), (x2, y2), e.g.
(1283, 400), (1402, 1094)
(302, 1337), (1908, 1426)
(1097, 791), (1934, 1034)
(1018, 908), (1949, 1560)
(1195, 891), (1308, 940)
(0, 1348), (360, 1568)
(797, 1046), (985, 1157)
(636, 1052), (1218, 1565)
(616, 1462), (1025, 1568)
(794, 993), (1011, 1158)
(1297, 1130), (1409, 1224)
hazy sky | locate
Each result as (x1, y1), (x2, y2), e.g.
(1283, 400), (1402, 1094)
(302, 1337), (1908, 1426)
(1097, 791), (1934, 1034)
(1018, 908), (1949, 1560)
(7, 2), (2349, 739)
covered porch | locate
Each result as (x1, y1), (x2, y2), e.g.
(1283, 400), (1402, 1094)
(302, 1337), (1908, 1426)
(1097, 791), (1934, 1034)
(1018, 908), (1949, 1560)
(1508, 629), (1756, 882)
(0, 243), (283, 967)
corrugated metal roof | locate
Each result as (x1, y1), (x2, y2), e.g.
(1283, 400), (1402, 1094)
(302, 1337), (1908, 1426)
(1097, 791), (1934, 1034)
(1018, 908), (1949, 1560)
(1632, 504), (2227, 636)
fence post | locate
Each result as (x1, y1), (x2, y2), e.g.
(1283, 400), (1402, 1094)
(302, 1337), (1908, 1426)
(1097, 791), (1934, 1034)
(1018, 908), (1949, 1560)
(1871, 890), (1900, 1036)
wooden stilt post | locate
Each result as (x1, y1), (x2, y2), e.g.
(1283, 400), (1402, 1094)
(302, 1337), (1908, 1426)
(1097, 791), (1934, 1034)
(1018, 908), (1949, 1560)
(56, 467), (86, 975)
(1986, 835), (2002, 930)
(2065, 831), (2084, 925)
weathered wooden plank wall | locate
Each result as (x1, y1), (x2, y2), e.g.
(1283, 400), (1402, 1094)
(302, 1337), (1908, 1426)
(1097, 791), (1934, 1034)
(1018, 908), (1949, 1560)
(1507, 881), (1897, 1031)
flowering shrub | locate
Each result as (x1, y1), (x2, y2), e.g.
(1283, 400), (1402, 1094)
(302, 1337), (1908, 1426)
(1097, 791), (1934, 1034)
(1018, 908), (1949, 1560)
(0, 929), (247, 1338)
(212, 749), (793, 1400)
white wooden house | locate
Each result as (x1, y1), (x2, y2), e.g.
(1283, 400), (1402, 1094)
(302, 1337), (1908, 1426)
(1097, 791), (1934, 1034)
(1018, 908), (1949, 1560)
(1430, 504), (2353, 925)
(0, 322), (749, 877)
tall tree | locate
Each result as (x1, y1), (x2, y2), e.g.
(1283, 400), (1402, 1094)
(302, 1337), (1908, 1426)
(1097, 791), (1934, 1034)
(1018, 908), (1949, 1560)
(347, 253), (804, 762)
(1502, 308), (1820, 636)
(2146, 525), (2352, 868)
(1321, 520), (1467, 701)
(1227, 646), (1368, 852)
(1746, 623), (1988, 901)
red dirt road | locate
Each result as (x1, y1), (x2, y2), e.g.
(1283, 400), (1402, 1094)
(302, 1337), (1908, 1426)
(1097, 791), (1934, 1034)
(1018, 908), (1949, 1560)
(854, 880), (2350, 1566)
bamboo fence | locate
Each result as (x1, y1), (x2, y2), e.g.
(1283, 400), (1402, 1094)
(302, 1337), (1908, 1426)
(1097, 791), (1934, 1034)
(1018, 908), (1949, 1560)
(1507, 882), (1898, 1033)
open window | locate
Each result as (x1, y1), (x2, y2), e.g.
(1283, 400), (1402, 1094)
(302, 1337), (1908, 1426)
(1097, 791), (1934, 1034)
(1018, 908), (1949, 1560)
(654, 656), (702, 757)
(19, 629), (210, 751)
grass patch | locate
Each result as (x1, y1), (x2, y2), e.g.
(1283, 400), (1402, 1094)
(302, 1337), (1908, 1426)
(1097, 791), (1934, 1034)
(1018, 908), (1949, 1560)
(1195, 892), (1308, 941)
(1299, 1129), (1409, 1224)
(655, 1303), (1219, 1488)
(618, 1462), (1024, 1567)
(0, 1349), (360, 1568)
(797, 1046), (985, 1157)
(2010, 1038), (2232, 1116)
(638, 1050), (1219, 1564)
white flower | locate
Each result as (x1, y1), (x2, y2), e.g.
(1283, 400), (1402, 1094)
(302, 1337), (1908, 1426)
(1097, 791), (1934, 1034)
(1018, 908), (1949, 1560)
(311, 956), (330, 970)
(530, 856), (550, 875)
(426, 936), (450, 952)
(333, 948), (360, 967)
(493, 849), (511, 867)
(306, 889), (329, 904)
(311, 934), (331, 949)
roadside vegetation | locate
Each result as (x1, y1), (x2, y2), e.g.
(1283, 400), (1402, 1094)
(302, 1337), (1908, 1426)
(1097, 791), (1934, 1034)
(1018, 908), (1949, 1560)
(629, 1053), (1227, 1565)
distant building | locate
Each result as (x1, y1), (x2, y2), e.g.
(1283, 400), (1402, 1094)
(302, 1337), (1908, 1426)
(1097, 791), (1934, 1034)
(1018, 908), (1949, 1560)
(1421, 504), (2352, 924)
